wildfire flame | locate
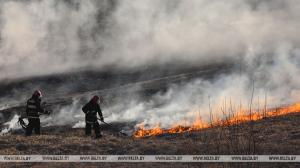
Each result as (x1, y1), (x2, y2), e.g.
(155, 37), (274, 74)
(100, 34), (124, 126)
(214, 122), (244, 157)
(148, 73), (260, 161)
(133, 102), (300, 138)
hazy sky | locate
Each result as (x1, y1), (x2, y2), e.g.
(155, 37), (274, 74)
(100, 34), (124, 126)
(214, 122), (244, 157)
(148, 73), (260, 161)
(0, 0), (299, 80)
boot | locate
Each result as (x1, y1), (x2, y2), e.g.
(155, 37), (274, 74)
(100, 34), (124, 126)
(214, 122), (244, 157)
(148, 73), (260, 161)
(95, 134), (102, 139)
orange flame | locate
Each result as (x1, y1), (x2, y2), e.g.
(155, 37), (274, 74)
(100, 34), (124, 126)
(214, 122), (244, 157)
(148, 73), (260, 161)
(133, 102), (300, 138)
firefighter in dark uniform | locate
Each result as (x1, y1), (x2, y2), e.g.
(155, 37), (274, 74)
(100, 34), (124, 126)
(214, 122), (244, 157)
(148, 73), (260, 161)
(25, 90), (50, 136)
(82, 95), (103, 139)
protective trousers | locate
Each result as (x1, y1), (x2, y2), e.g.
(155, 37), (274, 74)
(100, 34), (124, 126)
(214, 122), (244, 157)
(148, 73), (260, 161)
(85, 121), (101, 137)
(26, 118), (41, 135)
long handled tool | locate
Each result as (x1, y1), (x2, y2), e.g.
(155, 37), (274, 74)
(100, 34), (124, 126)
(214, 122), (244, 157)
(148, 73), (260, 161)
(18, 116), (28, 130)
(98, 119), (127, 136)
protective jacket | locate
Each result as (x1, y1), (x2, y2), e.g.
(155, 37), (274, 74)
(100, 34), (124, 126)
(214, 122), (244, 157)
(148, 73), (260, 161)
(26, 94), (47, 119)
(82, 100), (103, 124)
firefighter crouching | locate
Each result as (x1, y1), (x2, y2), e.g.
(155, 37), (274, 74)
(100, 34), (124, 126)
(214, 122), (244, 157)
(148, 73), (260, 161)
(25, 90), (50, 136)
(82, 95), (103, 139)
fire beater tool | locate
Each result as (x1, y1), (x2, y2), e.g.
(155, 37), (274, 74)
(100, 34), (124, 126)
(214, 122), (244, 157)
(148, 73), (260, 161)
(97, 118), (128, 136)
(18, 116), (28, 130)
(18, 111), (51, 130)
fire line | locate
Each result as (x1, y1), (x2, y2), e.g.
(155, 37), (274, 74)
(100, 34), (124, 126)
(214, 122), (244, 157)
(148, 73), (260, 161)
(133, 102), (300, 138)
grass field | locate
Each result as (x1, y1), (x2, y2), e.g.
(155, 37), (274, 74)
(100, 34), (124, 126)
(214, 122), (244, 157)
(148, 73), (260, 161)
(1, 110), (300, 167)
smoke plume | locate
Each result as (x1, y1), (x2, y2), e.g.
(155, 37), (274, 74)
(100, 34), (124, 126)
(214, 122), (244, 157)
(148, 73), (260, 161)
(1, 0), (299, 79)
(1, 0), (300, 132)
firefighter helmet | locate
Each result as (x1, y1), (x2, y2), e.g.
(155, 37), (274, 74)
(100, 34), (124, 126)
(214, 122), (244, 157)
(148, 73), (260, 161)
(91, 95), (100, 103)
(33, 90), (42, 98)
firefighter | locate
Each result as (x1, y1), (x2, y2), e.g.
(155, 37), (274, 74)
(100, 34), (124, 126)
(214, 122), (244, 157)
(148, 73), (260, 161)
(25, 90), (50, 136)
(82, 95), (103, 139)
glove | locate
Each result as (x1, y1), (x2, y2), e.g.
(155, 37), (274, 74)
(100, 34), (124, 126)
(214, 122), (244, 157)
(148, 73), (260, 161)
(47, 111), (51, 115)
(100, 116), (104, 122)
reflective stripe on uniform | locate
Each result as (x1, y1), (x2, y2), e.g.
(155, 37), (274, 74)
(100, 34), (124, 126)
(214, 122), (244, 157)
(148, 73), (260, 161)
(87, 110), (95, 114)
(28, 116), (40, 119)
(85, 120), (98, 124)
(85, 121), (93, 124)
(27, 105), (36, 109)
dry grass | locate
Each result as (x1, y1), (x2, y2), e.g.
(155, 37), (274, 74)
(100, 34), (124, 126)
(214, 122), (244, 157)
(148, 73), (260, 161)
(1, 112), (300, 167)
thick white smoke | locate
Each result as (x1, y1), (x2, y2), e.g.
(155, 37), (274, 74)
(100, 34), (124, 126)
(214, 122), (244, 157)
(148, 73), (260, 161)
(69, 41), (300, 130)
(1, 0), (300, 79)
(0, 114), (21, 135)
(1, 0), (300, 132)
(102, 42), (300, 129)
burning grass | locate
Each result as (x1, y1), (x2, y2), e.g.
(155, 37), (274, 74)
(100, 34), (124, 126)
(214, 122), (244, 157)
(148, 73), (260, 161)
(133, 102), (300, 138)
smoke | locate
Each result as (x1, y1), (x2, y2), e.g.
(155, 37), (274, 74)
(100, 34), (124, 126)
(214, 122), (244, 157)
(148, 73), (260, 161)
(0, 0), (299, 80)
(0, 114), (21, 135)
(101, 44), (300, 129)
(1, 0), (300, 132)
(70, 41), (300, 130)
(42, 97), (88, 127)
